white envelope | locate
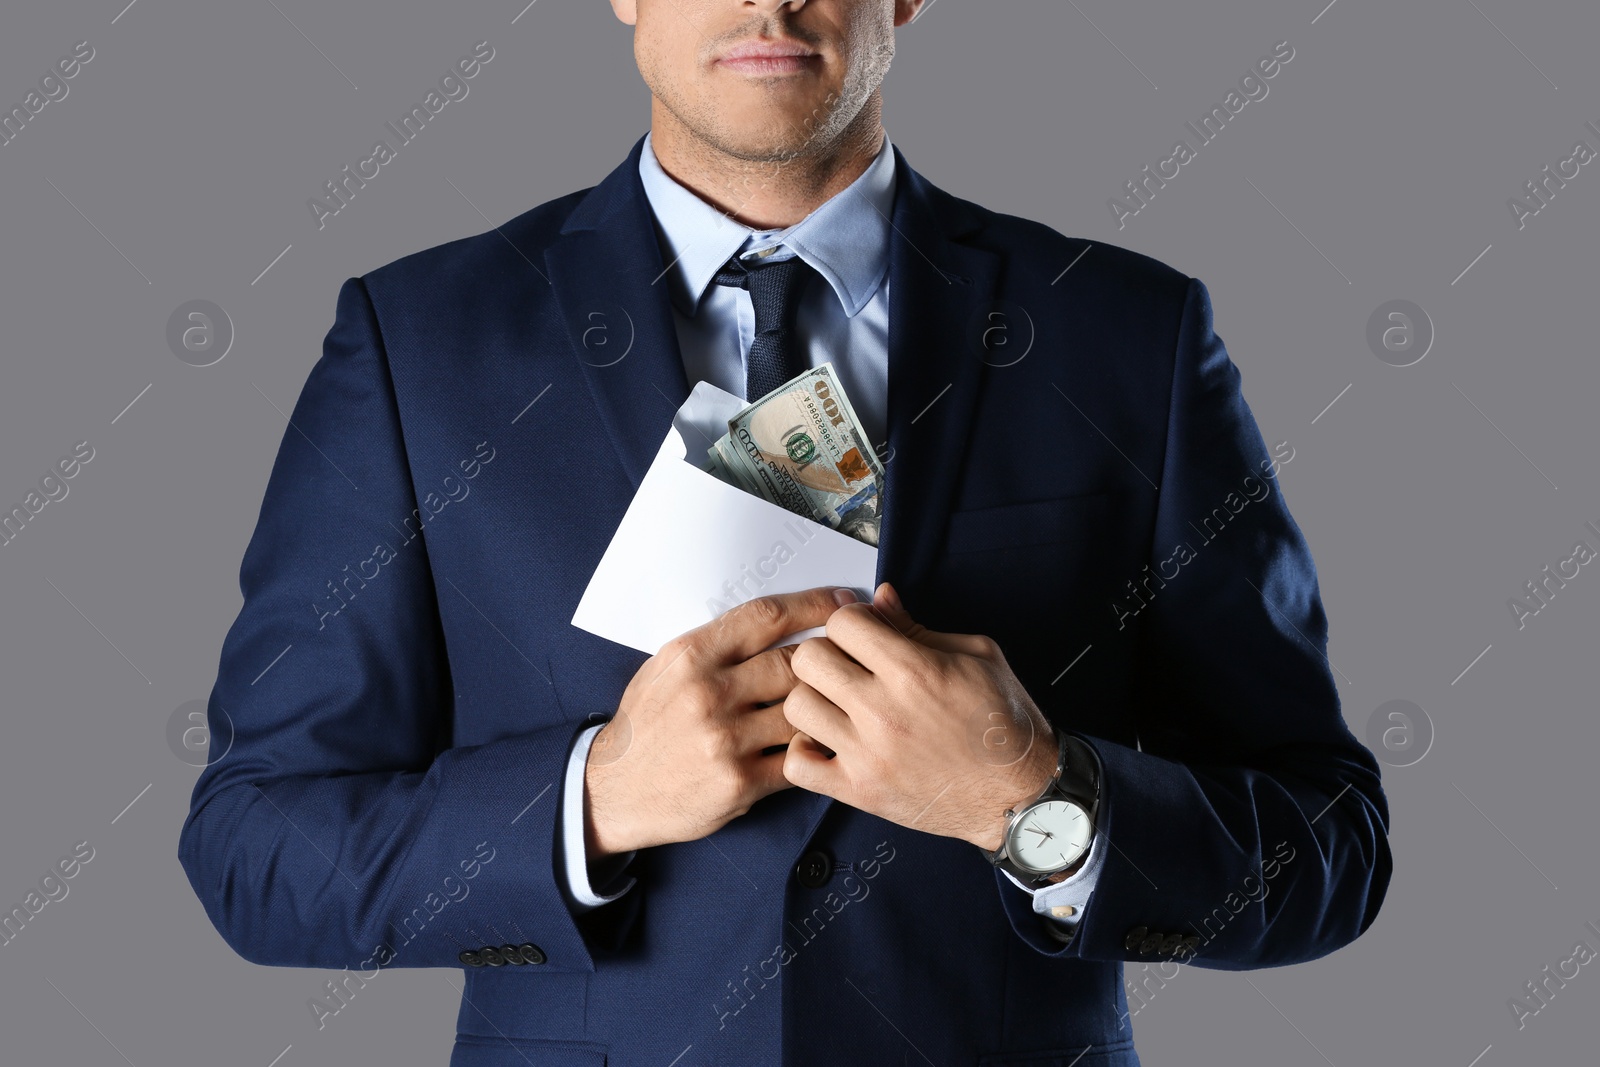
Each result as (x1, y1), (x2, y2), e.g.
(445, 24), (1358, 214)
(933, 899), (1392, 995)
(571, 380), (879, 655)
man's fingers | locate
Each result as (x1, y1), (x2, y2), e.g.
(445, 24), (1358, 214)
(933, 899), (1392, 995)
(726, 643), (803, 707)
(746, 747), (798, 800)
(782, 681), (858, 758)
(872, 580), (992, 655)
(693, 586), (860, 665)
(827, 589), (987, 672)
(736, 702), (800, 756)
(867, 581), (926, 641)
(823, 601), (937, 675)
(782, 732), (839, 794)
(789, 635), (874, 707)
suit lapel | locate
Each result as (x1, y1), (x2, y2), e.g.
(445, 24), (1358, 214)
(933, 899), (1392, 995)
(545, 134), (692, 492)
(877, 146), (1002, 589)
(544, 136), (1003, 881)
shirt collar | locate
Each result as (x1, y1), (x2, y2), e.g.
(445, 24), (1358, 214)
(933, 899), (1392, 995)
(638, 128), (896, 319)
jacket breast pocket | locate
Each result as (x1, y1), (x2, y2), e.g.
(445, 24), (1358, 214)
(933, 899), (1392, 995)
(943, 491), (1111, 556)
(928, 492), (1113, 687)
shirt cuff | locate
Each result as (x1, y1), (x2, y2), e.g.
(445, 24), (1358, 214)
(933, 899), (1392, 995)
(998, 738), (1106, 928)
(561, 722), (638, 912)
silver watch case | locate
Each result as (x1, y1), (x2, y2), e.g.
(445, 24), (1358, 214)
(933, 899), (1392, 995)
(984, 732), (1100, 886)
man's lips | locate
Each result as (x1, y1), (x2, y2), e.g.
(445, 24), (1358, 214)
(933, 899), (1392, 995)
(717, 40), (820, 74)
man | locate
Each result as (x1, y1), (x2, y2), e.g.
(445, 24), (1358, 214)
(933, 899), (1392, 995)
(179, 1), (1392, 1064)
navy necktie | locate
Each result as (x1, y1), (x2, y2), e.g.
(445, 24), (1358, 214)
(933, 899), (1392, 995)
(712, 252), (817, 401)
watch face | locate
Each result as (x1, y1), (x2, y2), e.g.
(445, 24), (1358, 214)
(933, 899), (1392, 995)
(1006, 800), (1092, 874)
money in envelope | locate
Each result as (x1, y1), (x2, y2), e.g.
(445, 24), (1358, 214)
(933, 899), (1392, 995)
(571, 364), (880, 655)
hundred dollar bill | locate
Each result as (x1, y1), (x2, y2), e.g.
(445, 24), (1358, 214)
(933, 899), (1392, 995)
(705, 362), (884, 546)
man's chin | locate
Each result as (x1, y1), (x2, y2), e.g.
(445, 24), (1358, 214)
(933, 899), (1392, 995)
(704, 118), (838, 163)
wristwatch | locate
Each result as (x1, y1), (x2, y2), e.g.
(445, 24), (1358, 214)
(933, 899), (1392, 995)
(982, 730), (1100, 889)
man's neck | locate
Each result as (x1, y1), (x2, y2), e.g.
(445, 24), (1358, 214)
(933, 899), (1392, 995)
(647, 101), (886, 231)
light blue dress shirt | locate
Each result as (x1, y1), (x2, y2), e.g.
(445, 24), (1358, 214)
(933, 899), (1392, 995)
(558, 130), (1104, 929)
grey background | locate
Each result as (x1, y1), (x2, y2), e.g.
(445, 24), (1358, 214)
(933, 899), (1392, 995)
(0, 0), (1593, 1064)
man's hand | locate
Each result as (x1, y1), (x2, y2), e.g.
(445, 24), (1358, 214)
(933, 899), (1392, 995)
(584, 586), (861, 860)
(782, 581), (1060, 852)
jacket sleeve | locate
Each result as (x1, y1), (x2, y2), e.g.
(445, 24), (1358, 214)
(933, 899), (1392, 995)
(995, 276), (1392, 968)
(177, 276), (640, 972)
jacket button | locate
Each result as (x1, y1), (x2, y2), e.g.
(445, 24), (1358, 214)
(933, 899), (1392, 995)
(1138, 931), (1164, 955)
(519, 942), (547, 965)
(458, 949), (483, 967)
(1123, 927), (1148, 952)
(501, 944), (526, 965)
(480, 946), (506, 966)
(795, 849), (833, 888)
(1159, 933), (1185, 955)
(1181, 935), (1202, 955)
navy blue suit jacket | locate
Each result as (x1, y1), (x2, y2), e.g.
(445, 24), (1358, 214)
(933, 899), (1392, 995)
(179, 133), (1391, 1067)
